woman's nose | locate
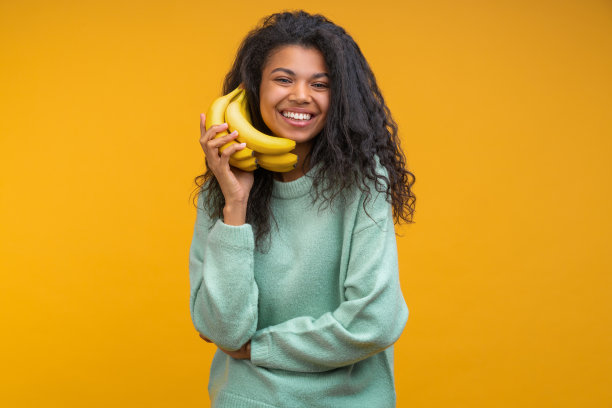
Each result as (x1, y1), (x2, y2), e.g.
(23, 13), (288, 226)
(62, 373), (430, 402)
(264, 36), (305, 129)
(288, 82), (311, 103)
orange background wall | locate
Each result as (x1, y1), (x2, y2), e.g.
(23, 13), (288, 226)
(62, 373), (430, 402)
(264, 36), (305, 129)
(1, 0), (610, 407)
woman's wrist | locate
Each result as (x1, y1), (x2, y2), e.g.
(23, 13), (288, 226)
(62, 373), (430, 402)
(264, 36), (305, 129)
(223, 202), (247, 226)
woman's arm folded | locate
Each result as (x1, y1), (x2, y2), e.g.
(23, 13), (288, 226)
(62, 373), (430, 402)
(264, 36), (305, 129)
(250, 214), (409, 372)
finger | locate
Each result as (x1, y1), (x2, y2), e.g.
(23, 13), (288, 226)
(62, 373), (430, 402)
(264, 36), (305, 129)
(200, 121), (229, 142)
(203, 124), (229, 143)
(219, 348), (244, 359)
(203, 132), (238, 164)
(207, 130), (240, 149)
(219, 142), (248, 164)
(200, 125), (232, 160)
(199, 113), (206, 137)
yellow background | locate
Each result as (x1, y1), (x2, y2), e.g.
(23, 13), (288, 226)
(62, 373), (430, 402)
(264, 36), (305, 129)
(1, 0), (610, 406)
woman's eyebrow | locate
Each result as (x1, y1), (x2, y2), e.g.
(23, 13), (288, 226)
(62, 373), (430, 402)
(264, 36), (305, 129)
(270, 67), (329, 78)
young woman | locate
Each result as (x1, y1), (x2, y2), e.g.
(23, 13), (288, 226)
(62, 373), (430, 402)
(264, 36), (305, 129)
(190, 10), (416, 407)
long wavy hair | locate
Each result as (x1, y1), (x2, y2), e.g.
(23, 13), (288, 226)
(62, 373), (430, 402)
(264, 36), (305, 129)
(193, 10), (416, 249)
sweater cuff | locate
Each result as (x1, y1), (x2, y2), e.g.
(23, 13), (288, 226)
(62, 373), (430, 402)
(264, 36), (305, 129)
(208, 219), (254, 250)
(250, 330), (271, 366)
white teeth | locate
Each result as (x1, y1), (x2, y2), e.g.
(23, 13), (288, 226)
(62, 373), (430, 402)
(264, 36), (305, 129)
(283, 111), (311, 120)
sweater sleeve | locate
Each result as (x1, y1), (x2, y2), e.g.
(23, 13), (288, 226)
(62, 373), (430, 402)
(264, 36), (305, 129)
(249, 203), (409, 373)
(188, 194), (259, 351)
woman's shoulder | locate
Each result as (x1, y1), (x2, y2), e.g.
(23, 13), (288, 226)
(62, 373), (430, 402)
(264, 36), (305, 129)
(354, 155), (391, 202)
(326, 157), (393, 230)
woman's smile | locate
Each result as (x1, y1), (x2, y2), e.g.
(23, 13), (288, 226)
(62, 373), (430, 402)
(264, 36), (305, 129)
(278, 108), (316, 127)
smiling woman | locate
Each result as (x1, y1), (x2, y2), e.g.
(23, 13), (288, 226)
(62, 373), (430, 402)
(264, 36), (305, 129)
(190, 10), (416, 408)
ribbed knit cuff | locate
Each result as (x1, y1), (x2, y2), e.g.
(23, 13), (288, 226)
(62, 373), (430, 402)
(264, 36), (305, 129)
(271, 163), (321, 199)
(208, 219), (254, 250)
(250, 330), (271, 367)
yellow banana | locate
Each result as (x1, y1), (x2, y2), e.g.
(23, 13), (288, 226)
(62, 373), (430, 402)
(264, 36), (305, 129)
(226, 91), (296, 155)
(234, 94), (296, 172)
(264, 163), (296, 173)
(255, 152), (298, 172)
(229, 155), (258, 172)
(205, 87), (254, 161)
(238, 90), (252, 123)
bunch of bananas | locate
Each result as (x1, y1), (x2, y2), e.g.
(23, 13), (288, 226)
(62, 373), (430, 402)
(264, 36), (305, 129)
(205, 87), (298, 172)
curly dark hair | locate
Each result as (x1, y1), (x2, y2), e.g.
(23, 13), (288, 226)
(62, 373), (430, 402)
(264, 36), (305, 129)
(192, 10), (416, 248)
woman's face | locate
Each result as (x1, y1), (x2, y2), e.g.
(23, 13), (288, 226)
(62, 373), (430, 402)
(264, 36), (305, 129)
(259, 45), (330, 147)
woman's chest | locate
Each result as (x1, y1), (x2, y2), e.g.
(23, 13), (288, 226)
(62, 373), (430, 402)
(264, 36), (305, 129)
(253, 200), (352, 327)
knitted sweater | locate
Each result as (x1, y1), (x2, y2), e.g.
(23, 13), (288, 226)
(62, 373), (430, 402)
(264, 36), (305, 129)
(188, 168), (409, 408)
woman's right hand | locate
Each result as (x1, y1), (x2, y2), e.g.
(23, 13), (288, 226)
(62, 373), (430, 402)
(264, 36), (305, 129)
(200, 113), (254, 225)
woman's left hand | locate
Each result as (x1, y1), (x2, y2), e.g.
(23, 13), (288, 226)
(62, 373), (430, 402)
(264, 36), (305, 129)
(219, 341), (251, 360)
(198, 333), (251, 360)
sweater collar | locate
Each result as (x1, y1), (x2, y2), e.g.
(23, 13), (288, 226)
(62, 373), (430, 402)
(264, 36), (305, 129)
(271, 164), (320, 199)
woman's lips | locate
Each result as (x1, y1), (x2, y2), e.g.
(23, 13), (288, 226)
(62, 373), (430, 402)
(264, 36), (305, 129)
(278, 110), (314, 128)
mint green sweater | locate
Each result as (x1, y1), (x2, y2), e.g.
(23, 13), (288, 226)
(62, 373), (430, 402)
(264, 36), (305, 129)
(189, 168), (409, 408)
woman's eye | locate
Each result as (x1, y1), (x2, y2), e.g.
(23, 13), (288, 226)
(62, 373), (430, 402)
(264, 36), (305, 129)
(312, 82), (329, 89)
(275, 78), (291, 84)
